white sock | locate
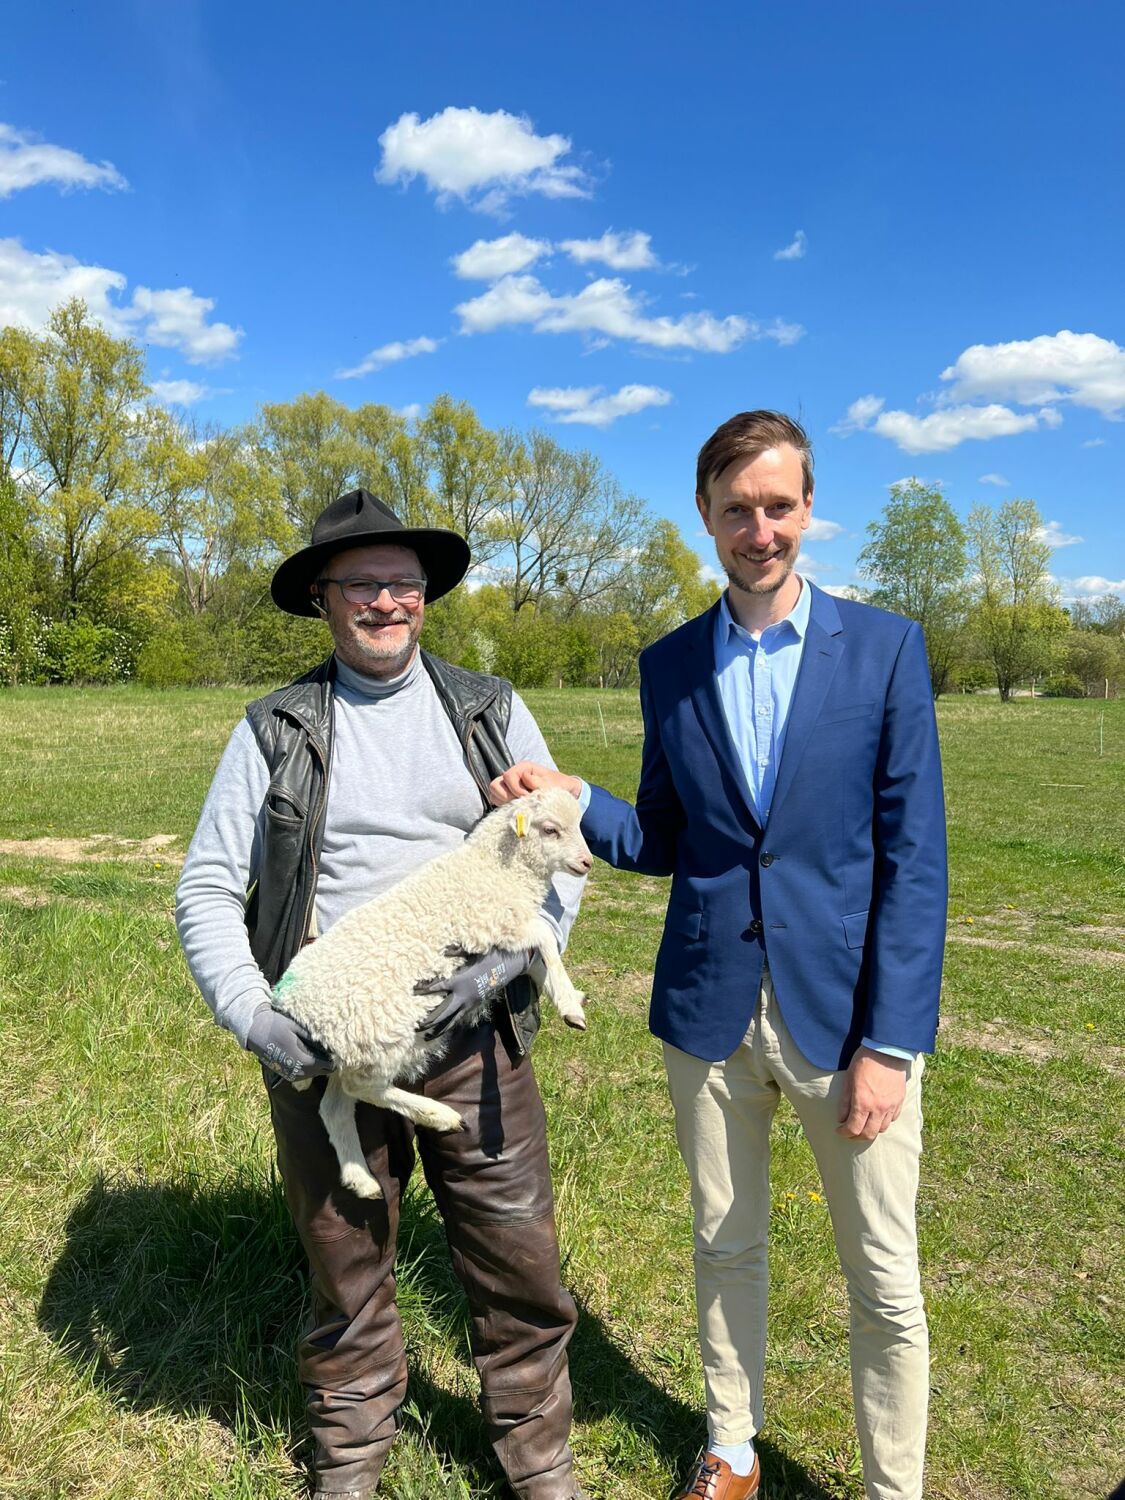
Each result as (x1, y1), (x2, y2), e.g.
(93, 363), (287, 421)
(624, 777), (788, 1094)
(709, 1438), (755, 1477)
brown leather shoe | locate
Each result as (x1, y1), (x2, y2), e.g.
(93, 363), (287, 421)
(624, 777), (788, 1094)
(672, 1451), (760, 1499)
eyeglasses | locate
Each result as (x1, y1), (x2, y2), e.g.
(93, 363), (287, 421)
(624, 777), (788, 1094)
(317, 576), (427, 605)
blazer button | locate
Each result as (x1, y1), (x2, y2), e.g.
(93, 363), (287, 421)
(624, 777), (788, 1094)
(749, 918), (763, 935)
(760, 851), (775, 867)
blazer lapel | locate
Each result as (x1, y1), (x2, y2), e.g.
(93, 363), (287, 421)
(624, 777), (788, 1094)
(684, 602), (761, 830)
(767, 585), (844, 823)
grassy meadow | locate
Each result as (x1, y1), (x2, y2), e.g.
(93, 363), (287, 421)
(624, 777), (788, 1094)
(0, 686), (1122, 1500)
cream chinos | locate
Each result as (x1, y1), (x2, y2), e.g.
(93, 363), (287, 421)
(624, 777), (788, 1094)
(662, 970), (928, 1500)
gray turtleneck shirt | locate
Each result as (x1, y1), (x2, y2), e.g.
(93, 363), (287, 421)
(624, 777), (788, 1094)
(175, 653), (584, 1046)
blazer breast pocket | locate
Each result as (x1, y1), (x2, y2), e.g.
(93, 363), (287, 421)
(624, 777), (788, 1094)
(818, 701), (876, 726)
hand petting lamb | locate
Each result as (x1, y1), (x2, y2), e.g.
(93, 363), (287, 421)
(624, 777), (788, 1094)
(270, 786), (592, 1200)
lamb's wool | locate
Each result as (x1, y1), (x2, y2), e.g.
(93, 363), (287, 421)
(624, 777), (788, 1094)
(272, 787), (591, 1199)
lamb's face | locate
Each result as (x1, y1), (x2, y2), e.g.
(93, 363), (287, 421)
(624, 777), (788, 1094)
(507, 788), (593, 878)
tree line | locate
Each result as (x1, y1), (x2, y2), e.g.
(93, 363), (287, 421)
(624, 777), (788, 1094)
(0, 301), (716, 689)
(1, 299), (1122, 696)
(857, 481), (1124, 701)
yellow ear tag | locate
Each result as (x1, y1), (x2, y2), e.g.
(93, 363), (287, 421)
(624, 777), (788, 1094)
(515, 812), (528, 838)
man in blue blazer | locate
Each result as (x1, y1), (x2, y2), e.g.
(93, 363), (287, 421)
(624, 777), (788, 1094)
(491, 411), (946, 1500)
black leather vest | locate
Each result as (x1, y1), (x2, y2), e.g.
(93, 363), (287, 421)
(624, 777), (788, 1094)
(243, 651), (541, 1054)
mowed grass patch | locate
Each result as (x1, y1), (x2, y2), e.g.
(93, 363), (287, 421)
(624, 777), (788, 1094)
(0, 687), (1122, 1499)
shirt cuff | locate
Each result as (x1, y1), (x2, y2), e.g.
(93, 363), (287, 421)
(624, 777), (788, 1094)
(576, 779), (593, 814)
(861, 1036), (918, 1062)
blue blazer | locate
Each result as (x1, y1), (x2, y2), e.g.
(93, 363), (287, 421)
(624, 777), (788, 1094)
(582, 585), (947, 1069)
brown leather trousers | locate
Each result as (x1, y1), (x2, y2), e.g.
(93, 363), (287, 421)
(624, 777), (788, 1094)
(266, 1016), (579, 1499)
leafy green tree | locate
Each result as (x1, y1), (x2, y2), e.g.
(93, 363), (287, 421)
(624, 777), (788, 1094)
(1061, 629), (1125, 697)
(587, 610), (640, 688)
(1068, 592), (1125, 636)
(965, 499), (1068, 701)
(857, 479), (968, 696)
(417, 395), (506, 566)
(254, 392), (405, 539)
(496, 430), (646, 615)
(0, 470), (45, 684)
(593, 519), (719, 683)
(0, 300), (156, 614)
(147, 414), (284, 615)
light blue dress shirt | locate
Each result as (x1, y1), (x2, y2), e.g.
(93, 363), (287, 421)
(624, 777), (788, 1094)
(713, 578), (812, 825)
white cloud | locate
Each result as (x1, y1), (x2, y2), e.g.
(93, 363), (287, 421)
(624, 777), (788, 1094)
(821, 584), (865, 600)
(831, 394), (886, 436)
(1036, 520), (1083, 549)
(774, 229), (807, 261)
(940, 330), (1125, 417)
(559, 230), (657, 271)
(0, 122), (127, 198)
(150, 379), (211, 406)
(336, 335), (441, 380)
(452, 233), (551, 281)
(527, 383), (672, 428)
(0, 238), (242, 364)
(876, 405), (1042, 454)
(835, 329), (1125, 461)
(127, 286), (241, 364)
(395, 403), (423, 422)
(1055, 575), (1125, 597)
(1082, 437), (1106, 448)
(806, 516), (844, 541)
(376, 106), (589, 211)
(456, 273), (800, 353)
(978, 473), (1009, 486)
(0, 237), (126, 329)
(831, 392), (1042, 453)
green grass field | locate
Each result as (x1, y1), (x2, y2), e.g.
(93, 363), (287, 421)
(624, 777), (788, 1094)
(0, 687), (1122, 1500)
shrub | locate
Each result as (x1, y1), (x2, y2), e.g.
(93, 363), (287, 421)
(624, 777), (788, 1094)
(0, 609), (48, 686)
(42, 618), (133, 684)
(1041, 672), (1086, 698)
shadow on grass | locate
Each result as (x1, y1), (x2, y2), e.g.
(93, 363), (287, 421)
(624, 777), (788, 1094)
(38, 1172), (837, 1499)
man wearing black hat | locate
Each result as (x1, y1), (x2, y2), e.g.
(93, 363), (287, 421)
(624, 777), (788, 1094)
(176, 491), (588, 1500)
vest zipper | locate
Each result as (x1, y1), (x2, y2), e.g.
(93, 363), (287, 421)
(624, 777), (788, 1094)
(301, 728), (331, 948)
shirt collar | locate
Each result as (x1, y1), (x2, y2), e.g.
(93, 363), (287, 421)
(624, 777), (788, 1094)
(718, 575), (812, 645)
(334, 650), (422, 699)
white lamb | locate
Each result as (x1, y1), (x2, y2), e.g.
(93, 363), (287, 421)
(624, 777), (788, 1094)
(270, 786), (592, 1200)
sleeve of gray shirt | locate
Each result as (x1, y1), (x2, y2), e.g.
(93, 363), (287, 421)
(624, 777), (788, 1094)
(175, 719), (273, 1047)
(507, 691), (586, 953)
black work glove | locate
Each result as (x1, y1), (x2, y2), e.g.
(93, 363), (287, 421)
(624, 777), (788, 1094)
(414, 947), (534, 1042)
(246, 1002), (335, 1083)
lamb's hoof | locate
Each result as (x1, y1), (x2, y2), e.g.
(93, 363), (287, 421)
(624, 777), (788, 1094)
(418, 1103), (466, 1133)
(559, 992), (588, 1029)
(341, 1164), (384, 1200)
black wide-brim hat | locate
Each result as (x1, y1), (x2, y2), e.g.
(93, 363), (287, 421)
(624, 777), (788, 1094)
(271, 489), (472, 617)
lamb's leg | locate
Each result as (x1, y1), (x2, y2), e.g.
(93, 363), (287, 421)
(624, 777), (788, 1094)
(345, 1074), (466, 1134)
(530, 917), (587, 1030)
(320, 1072), (384, 1200)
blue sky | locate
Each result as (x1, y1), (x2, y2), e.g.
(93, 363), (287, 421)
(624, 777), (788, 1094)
(3, 0), (1123, 598)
